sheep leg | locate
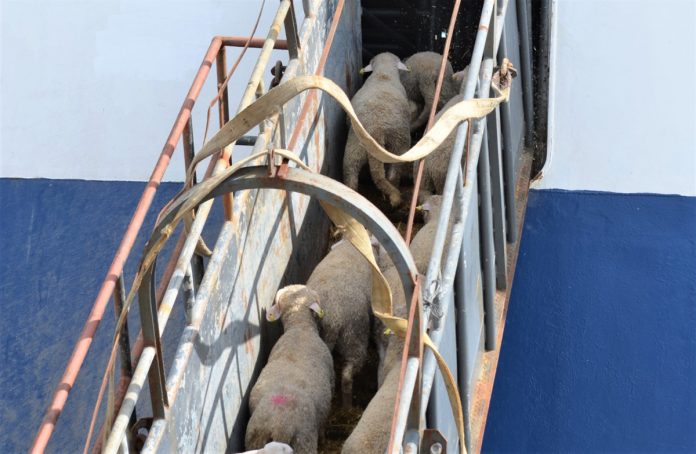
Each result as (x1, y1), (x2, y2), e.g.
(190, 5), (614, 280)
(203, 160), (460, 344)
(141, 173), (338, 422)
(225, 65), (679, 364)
(386, 164), (400, 185)
(368, 155), (402, 207)
(412, 82), (444, 131)
(342, 130), (365, 192)
(341, 363), (355, 409)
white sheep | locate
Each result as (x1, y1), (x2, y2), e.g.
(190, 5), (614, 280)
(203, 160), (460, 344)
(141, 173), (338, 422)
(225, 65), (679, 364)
(307, 239), (373, 409)
(343, 52), (411, 207)
(409, 195), (450, 273)
(245, 286), (334, 453)
(415, 86), (471, 200)
(400, 51), (461, 131)
(341, 335), (405, 454)
(237, 441), (294, 454)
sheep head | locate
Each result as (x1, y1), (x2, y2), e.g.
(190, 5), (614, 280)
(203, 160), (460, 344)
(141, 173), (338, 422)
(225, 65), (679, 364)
(267, 285), (324, 322)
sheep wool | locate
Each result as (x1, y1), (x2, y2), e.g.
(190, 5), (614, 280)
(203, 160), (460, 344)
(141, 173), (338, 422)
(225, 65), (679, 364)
(400, 51), (460, 131)
(343, 52), (411, 207)
(307, 240), (373, 408)
(416, 92), (474, 199)
(341, 335), (405, 454)
(245, 286), (334, 454)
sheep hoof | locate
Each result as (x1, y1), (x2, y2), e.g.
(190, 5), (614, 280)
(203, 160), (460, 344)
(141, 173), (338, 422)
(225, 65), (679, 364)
(389, 193), (402, 208)
(341, 392), (353, 410)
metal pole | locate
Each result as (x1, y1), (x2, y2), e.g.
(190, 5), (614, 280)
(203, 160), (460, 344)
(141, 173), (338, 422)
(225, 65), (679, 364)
(215, 48), (234, 220)
(112, 275), (136, 451)
(516, 0), (535, 146)
(476, 61), (498, 351)
(422, 0), (496, 332)
(486, 105), (507, 289)
(29, 37), (224, 453)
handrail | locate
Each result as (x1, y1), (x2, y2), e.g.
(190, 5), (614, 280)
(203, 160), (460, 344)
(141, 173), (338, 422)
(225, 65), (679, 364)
(31, 31), (289, 454)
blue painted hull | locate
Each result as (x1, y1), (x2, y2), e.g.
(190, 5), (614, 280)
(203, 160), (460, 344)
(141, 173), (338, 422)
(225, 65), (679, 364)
(484, 189), (696, 452)
(0, 178), (223, 453)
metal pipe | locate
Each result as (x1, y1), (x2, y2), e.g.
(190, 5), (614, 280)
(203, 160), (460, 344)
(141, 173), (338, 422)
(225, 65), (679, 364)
(30, 36), (224, 454)
(286, 0), (346, 151)
(220, 36), (288, 49)
(423, 0), (495, 331)
(486, 105), (508, 290)
(135, 121), (280, 451)
(106, 7), (294, 443)
(391, 357), (421, 454)
(499, 30), (518, 243)
(516, 0), (535, 146)
(420, 112), (488, 413)
(104, 347), (157, 453)
(405, 0), (462, 245)
(90, 233), (187, 454)
(112, 275), (136, 451)
(476, 61), (498, 351)
(215, 47), (235, 220)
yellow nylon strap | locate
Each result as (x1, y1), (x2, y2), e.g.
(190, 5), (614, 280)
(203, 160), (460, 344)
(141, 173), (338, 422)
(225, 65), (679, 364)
(186, 72), (511, 187)
(319, 202), (467, 454)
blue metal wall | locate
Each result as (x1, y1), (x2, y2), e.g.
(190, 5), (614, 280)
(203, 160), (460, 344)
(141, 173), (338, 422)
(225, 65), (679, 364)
(483, 189), (696, 452)
(0, 178), (224, 452)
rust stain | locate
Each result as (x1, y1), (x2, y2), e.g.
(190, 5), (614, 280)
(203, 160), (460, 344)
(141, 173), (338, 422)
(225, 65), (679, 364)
(479, 24), (489, 31)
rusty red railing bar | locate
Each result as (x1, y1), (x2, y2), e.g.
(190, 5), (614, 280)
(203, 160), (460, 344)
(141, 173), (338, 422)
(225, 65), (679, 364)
(29, 36), (226, 454)
(221, 36), (288, 49)
(32, 31), (288, 453)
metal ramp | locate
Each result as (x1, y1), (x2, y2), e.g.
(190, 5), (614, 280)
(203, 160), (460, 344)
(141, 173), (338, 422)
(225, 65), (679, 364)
(31, 0), (536, 452)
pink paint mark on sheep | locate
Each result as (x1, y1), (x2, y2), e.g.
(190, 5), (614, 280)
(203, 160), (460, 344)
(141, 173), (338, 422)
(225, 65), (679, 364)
(271, 394), (293, 406)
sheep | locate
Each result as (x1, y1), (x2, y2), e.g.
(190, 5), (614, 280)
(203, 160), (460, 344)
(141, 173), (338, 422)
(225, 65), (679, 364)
(245, 285), (334, 454)
(400, 51), (461, 131)
(237, 441), (294, 454)
(409, 195), (452, 274)
(343, 52), (412, 208)
(341, 335), (405, 454)
(306, 239), (373, 409)
(415, 89), (475, 200)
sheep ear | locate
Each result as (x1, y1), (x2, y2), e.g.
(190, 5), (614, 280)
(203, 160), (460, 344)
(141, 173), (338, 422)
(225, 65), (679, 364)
(309, 302), (325, 318)
(398, 61), (410, 72)
(266, 304), (283, 322)
(359, 64), (372, 75)
(422, 200), (432, 212)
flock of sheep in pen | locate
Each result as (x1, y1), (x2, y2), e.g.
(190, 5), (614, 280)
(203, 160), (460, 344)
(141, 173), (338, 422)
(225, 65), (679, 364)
(242, 51), (469, 454)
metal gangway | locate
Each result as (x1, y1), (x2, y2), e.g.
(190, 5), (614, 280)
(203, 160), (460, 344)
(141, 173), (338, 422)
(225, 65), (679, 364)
(31, 0), (534, 452)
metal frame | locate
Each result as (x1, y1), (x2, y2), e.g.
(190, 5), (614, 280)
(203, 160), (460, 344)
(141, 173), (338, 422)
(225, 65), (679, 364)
(34, 0), (530, 452)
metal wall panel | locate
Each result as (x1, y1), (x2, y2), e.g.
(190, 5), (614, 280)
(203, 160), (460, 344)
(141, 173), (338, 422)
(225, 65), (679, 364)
(145, 1), (362, 451)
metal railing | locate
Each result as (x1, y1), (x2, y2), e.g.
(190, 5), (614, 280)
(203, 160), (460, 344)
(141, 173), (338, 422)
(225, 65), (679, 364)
(32, 0), (531, 452)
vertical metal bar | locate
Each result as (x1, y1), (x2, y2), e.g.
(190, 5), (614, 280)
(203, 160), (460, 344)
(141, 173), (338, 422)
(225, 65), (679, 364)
(480, 128), (500, 347)
(480, 139), (498, 351)
(516, 0), (535, 146)
(112, 275), (136, 450)
(301, 0), (312, 19)
(422, 0), (496, 332)
(215, 49), (230, 126)
(477, 65), (498, 352)
(105, 347), (158, 453)
(487, 105), (507, 289)
(283, 0), (301, 59)
(498, 29), (518, 243)
(137, 265), (167, 419)
(455, 238), (472, 452)
(215, 48), (234, 220)
(30, 37), (225, 454)
(183, 117), (206, 283)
